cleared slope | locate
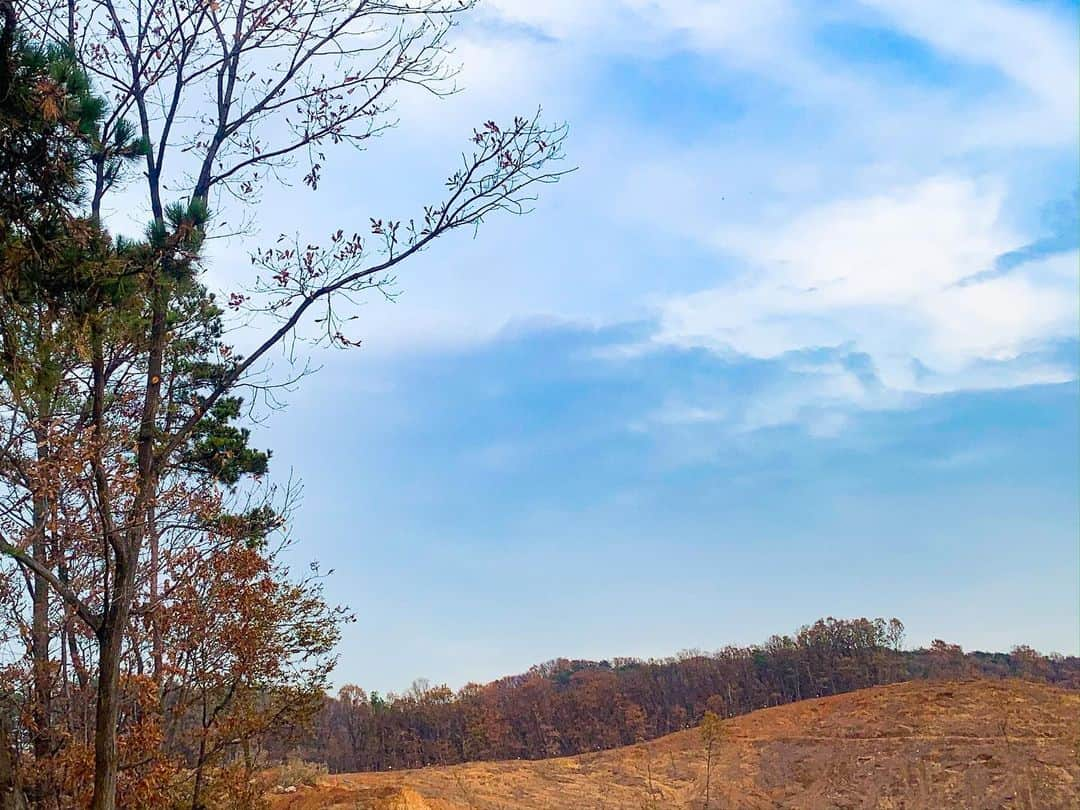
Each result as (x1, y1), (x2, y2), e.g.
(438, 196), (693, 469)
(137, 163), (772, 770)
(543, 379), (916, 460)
(269, 678), (1080, 809)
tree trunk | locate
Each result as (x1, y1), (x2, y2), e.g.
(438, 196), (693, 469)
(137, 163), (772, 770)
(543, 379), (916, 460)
(89, 270), (167, 809)
(149, 504), (163, 687)
(703, 742), (712, 810)
(30, 494), (51, 762)
(30, 422), (55, 756)
(90, 557), (135, 810)
(90, 612), (126, 810)
(191, 734), (207, 810)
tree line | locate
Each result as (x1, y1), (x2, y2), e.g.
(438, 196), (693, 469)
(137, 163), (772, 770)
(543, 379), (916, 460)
(293, 617), (1079, 773)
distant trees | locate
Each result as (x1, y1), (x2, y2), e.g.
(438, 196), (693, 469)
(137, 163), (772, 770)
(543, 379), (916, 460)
(926, 640), (970, 680)
(298, 617), (1080, 773)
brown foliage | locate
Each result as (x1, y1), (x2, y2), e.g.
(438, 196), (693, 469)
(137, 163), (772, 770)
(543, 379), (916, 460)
(295, 618), (1079, 774)
(268, 679), (1080, 810)
(1, 0), (565, 807)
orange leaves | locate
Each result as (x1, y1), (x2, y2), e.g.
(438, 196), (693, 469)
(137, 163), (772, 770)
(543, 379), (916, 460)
(34, 78), (65, 122)
(20, 675), (176, 809)
(155, 533), (345, 788)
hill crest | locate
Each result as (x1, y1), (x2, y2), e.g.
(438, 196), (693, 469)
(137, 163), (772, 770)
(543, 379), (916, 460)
(269, 677), (1080, 809)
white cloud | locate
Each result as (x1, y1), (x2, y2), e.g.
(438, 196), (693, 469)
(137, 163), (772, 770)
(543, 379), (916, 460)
(649, 402), (729, 426)
(481, 0), (796, 52)
(481, 0), (1076, 149)
(655, 176), (1077, 395)
(859, 0), (1078, 138)
(206, 0), (1077, 415)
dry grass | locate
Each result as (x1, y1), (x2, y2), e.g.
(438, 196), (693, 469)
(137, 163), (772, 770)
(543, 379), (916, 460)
(272, 757), (330, 789)
(268, 678), (1080, 809)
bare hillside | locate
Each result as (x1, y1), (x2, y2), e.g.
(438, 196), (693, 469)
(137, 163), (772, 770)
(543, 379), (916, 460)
(268, 678), (1080, 809)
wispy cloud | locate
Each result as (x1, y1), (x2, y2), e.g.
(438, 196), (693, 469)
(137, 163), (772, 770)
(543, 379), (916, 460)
(653, 177), (1077, 397)
(248, 1), (1080, 687)
(214, 0), (1077, 430)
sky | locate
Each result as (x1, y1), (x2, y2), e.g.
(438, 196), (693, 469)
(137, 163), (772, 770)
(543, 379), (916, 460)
(195, 0), (1077, 693)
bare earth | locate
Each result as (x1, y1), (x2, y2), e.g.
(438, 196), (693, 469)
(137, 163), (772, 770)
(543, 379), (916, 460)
(268, 678), (1080, 809)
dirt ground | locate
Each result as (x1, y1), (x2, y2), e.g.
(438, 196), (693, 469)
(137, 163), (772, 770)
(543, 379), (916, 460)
(268, 678), (1080, 809)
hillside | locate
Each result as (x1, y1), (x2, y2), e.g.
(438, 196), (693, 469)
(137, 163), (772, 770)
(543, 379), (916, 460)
(267, 678), (1080, 809)
(293, 618), (1080, 774)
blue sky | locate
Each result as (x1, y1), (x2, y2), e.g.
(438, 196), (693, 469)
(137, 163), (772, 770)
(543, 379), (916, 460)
(213, 0), (1079, 692)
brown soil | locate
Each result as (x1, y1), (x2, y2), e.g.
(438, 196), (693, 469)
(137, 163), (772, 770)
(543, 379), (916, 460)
(268, 678), (1080, 809)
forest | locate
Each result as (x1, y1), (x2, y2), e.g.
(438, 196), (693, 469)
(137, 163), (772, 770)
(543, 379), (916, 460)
(294, 617), (1080, 773)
